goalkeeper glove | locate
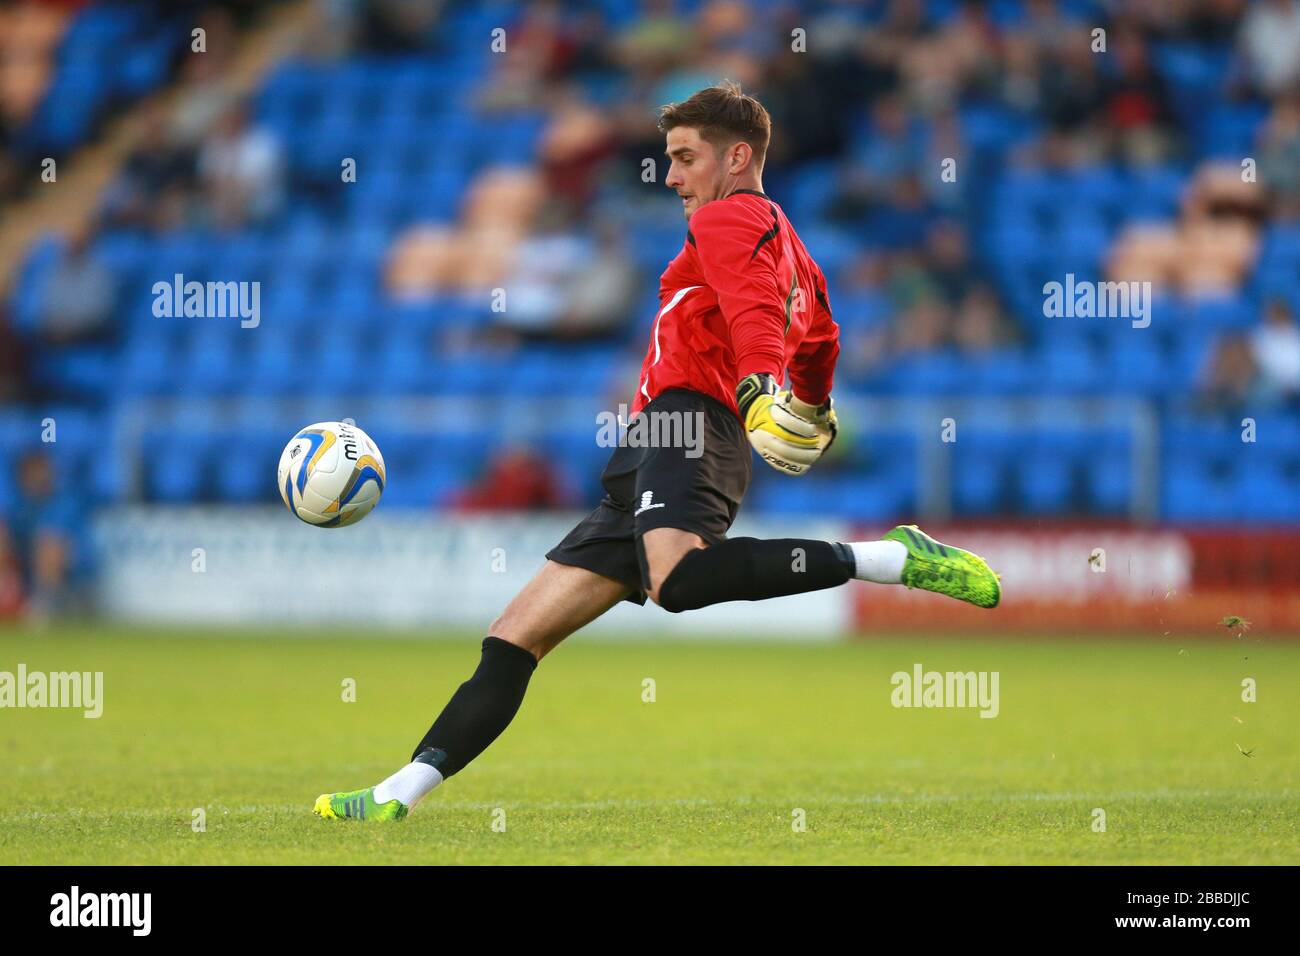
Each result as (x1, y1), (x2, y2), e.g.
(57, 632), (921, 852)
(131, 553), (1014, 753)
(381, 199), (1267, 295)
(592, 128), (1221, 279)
(735, 373), (838, 476)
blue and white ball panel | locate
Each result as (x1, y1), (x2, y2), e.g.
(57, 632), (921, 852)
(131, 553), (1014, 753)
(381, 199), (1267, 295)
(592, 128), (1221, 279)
(276, 421), (386, 527)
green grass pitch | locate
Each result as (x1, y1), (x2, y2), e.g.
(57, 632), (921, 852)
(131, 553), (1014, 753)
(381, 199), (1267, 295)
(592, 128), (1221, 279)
(1, 625), (1297, 864)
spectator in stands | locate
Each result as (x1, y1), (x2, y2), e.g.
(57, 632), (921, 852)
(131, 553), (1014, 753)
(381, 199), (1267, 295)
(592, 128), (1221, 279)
(1102, 27), (1177, 163)
(0, 112), (16, 201)
(882, 219), (972, 312)
(1164, 0), (1243, 45)
(479, 0), (576, 110)
(1199, 334), (1262, 413)
(921, 106), (968, 211)
(899, 0), (998, 112)
(384, 167), (543, 301)
(1107, 161), (1264, 297)
(998, 31), (1042, 115)
(37, 223), (116, 347)
(494, 201), (591, 337)
(0, 521), (23, 618)
(449, 445), (575, 512)
(613, 0), (694, 76)
(0, 1), (66, 150)
(1251, 298), (1300, 405)
(1020, 0), (1085, 57)
(891, 297), (950, 356)
(356, 0), (446, 54)
(1038, 26), (1105, 137)
(850, 94), (929, 206)
(5, 450), (83, 620)
(953, 283), (1017, 353)
(384, 226), (462, 300)
(569, 218), (639, 335)
(838, 248), (890, 298)
(101, 103), (198, 232)
(1258, 93), (1300, 221)
(198, 101), (285, 228)
(494, 203), (636, 344)
(171, 6), (241, 145)
(1236, 0), (1300, 96)
(653, 50), (761, 119)
(758, 35), (858, 167)
(1177, 163), (1265, 296)
(864, 171), (939, 249)
(0, 299), (27, 401)
(537, 96), (620, 213)
(855, 0), (928, 92)
(920, 219), (977, 304)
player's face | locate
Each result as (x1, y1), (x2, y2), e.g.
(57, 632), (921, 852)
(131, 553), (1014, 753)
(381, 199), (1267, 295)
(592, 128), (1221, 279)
(664, 126), (733, 220)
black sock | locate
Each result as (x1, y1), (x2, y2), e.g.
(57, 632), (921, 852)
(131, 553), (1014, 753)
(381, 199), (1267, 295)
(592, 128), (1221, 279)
(410, 636), (538, 776)
(653, 538), (855, 613)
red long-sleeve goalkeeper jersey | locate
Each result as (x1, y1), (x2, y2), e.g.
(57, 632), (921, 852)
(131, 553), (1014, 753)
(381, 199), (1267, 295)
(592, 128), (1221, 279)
(631, 188), (840, 419)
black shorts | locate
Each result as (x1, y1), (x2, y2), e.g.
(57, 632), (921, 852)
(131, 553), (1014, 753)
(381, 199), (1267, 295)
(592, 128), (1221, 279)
(546, 388), (752, 604)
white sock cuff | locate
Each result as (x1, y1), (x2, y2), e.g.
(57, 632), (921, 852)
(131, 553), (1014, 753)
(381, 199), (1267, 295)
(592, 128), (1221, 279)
(847, 539), (907, 584)
(374, 761), (444, 808)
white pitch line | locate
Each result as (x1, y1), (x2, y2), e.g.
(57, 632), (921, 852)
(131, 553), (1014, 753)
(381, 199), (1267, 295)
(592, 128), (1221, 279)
(0, 788), (1294, 822)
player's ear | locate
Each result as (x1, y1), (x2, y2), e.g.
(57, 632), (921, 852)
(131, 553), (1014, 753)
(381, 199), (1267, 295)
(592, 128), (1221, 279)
(730, 142), (751, 174)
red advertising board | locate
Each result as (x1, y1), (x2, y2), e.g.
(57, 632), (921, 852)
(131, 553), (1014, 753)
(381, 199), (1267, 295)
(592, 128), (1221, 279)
(849, 526), (1300, 636)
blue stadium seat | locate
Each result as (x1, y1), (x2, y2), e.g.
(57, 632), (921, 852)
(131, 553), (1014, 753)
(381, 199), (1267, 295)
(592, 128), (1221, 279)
(965, 350), (1033, 395)
(1087, 455), (1132, 514)
(243, 328), (301, 397)
(1187, 296), (1253, 331)
(1041, 337), (1104, 393)
(1161, 445), (1239, 522)
(1054, 216), (1110, 272)
(176, 327), (242, 397)
(1196, 102), (1269, 159)
(120, 336), (175, 397)
(146, 435), (207, 503)
(1017, 451), (1075, 514)
(953, 453), (1005, 515)
(878, 352), (968, 395)
(374, 331), (431, 393)
(1122, 167), (1186, 223)
(217, 435), (279, 502)
(1259, 225), (1300, 267)
(1239, 466), (1300, 523)
(1109, 336), (1166, 395)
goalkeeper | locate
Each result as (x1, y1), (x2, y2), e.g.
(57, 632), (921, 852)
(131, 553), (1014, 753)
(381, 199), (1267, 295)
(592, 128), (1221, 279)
(315, 83), (1000, 822)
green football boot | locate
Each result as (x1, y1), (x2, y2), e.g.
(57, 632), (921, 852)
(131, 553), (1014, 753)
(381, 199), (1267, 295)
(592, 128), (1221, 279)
(313, 787), (408, 822)
(883, 525), (1001, 609)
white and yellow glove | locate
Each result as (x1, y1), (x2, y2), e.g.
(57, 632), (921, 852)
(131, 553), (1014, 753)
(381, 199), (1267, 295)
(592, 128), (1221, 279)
(735, 373), (838, 476)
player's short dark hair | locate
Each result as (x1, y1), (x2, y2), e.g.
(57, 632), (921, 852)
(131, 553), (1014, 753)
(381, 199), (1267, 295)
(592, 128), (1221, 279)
(657, 80), (771, 169)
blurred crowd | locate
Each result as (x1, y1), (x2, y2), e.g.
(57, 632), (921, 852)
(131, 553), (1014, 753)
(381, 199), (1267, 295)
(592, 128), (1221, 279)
(0, 0), (66, 199)
(0, 448), (83, 620)
(342, 0), (1300, 399)
(2, 0), (279, 403)
(9, 0), (1300, 394)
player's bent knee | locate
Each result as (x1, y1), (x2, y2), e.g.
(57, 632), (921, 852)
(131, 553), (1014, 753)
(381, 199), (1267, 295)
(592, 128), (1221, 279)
(650, 549), (706, 613)
(640, 528), (707, 611)
(646, 586), (675, 612)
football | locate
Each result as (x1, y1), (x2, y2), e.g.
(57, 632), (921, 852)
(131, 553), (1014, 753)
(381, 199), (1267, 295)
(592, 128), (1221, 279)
(277, 421), (386, 527)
